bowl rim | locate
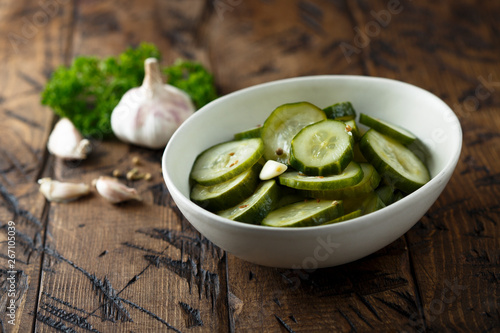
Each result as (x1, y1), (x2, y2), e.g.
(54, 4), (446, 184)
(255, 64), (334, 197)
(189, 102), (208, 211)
(162, 75), (463, 234)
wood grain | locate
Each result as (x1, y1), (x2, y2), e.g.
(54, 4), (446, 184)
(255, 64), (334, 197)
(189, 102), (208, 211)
(34, 1), (230, 332)
(346, 0), (500, 332)
(0, 0), (498, 332)
(0, 0), (75, 331)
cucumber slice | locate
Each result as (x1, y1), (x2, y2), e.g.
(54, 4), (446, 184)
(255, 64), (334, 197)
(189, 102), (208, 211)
(300, 163), (380, 199)
(276, 193), (305, 209)
(217, 179), (279, 224)
(278, 161), (363, 191)
(191, 138), (264, 186)
(352, 143), (368, 163)
(261, 102), (326, 164)
(360, 129), (430, 194)
(290, 119), (354, 176)
(343, 192), (386, 215)
(359, 113), (417, 145)
(392, 190), (404, 203)
(361, 192), (386, 214)
(261, 199), (343, 228)
(323, 101), (356, 121)
(274, 184), (305, 209)
(344, 119), (360, 142)
(190, 162), (261, 211)
(407, 139), (431, 166)
(321, 209), (362, 225)
(234, 126), (262, 140)
(375, 184), (396, 206)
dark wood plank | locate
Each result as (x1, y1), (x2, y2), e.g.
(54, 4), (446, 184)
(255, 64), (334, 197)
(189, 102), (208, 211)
(34, 1), (230, 332)
(207, 0), (365, 94)
(228, 239), (425, 332)
(345, 0), (500, 332)
(0, 0), (497, 332)
(218, 0), (500, 332)
(0, 0), (74, 331)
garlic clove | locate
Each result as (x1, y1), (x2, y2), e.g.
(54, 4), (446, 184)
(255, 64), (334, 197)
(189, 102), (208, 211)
(259, 160), (288, 180)
(95, 176), (142, 204)
(38, 177), (90, 202)
(47, 118), (91, 160)
(110, 58), (195, 149)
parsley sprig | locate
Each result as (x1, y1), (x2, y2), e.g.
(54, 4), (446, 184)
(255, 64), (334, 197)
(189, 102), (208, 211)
(41, 43), (218, 138)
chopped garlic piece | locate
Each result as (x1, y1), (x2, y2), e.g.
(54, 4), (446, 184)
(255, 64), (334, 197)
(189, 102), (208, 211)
(259, 160), (288, 180)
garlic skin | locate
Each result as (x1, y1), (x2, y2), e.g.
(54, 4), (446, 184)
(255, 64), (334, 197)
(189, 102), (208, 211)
(95, 176), (142, 204)
(38, 177), (90, 203)
(47, 118), (91, 160)
(111, 58), (195, 149)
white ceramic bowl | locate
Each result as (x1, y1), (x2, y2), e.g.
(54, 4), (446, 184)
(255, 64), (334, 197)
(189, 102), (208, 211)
(162, 75), (462, 268)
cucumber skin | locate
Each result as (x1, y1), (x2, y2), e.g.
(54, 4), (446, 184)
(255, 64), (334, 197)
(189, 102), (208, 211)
(300, 163), (381, 199)
(321, 209), (362, 225)
(289, 119), (354, 176)
(234, 126), (262, 140)
(278, 162), (363, 191)
(217, 180), (280, 225)
(359, 113), (416, 146)
(262, 199), (344, 228)
(190, 162), (262, 211)
(344, 119), (361, 142)
(261, 102), (326, 164)
(343, 192), (386, 215)
(191, 138), (264, 186)
(359, 129), (428, 194)
(290, 147), (353, 177)
(323, 101), (357, 121)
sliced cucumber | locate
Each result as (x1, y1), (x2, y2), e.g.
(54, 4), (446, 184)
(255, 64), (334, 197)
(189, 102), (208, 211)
(278, 161), (363, 191)
(360, 129), (430, 194)
(359, 113), (417, 145)
(191, 138), (264, 186)
(343, 192), (386, 215)
(190, 162), (261, 211)
(234, 126), (262, 140)
(290, 119), (354, 176)
(352, 143), (368, 163)
(407, 139), (431, 166)
(392, 190), (404, 203)
(261, 199), (343, 227)
(217, 179), (279, 224)
(261, 102), (326, 164)
(344, 119), (360, 142)
(361, 192), (386, 214)
(323, 101), (356, 121)
(300, 163), (380, 199)
(321, 209), (362, 225)
(375, 184), (396, 206)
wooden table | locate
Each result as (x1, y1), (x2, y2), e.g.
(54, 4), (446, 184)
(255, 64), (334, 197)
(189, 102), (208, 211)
(0, 1), (498, 332)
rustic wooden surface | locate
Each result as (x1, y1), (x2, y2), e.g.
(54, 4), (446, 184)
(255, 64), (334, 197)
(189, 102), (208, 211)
(0, 0), (498, 332)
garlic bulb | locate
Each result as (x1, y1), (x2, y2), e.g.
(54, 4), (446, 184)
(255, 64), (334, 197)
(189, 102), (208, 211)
(111, 58), (195, 149)
(47, 118), (91, 159)
(38, 178), (90, 202)
(95, 176), (142, 203)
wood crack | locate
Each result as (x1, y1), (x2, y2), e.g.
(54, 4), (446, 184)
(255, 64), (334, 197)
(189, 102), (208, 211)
(403, 233), (427, 331)
(41, 246), (183, 332)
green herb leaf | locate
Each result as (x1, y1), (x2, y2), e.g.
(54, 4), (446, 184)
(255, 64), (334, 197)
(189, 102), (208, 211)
(164, 59), (219, 110)
(41, 43), (217, 139)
